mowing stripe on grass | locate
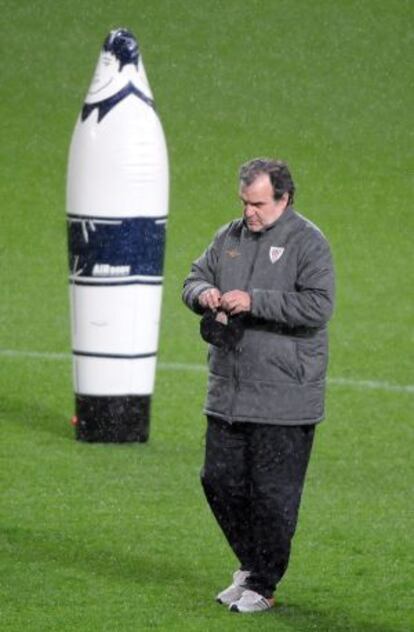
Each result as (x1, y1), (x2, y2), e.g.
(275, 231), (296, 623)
(1, 348), (413, 395)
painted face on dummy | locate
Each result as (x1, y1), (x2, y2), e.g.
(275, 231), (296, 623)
(239, 174), (289, 232)
(85, 29), (149, 103)
(88, 52), (118, 97)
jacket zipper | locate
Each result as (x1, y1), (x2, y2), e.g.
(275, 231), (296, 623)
(229, 233), (262, 420)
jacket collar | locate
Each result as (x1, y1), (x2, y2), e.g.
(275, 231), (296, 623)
(243, 205), (294, 236)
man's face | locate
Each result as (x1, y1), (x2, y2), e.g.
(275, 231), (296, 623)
(239, 173), (288, 232)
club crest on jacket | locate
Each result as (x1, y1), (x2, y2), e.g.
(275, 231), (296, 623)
(269, 246), (285, 263)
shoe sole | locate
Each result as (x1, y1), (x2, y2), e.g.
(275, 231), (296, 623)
(230, 606), (273, 613)
(229, 599), (275, 613)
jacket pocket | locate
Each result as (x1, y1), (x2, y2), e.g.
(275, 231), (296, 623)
(266, 335), (299, 381)
(208, 345), (233, 377)
(296, 333), (328, 383)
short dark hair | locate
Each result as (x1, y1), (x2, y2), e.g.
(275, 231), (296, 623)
(239, 158), (295, 204)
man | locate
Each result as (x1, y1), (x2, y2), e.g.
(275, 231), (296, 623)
(182, 158), (335, 613)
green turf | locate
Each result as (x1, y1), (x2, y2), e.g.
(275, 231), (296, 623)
(1, 0), (413, 630)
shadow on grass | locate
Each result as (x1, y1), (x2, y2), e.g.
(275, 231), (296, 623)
(2, 526), (398, 631)
(1, 393), (75, 441)
(1, 524), (210, 593)
(275, 601), (395, 632)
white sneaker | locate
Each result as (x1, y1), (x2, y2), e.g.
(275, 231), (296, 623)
(229, 589), (275, 613)
(216, 570), (250, 605)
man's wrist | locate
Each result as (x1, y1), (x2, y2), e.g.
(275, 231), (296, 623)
(196, 285), (214, 303)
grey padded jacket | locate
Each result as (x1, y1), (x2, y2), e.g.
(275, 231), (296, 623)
(182, 206), (335, 425)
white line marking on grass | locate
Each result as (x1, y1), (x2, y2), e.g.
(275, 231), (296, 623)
(1, 349), (413, 394)
(0, 350), (204, 369)
(327, 377), (414, 394)
(0, 349), (71, 360)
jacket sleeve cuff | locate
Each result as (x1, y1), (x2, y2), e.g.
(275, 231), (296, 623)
(190, 283), (215, 313)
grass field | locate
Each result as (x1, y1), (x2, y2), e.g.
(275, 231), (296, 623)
(1, 0), (413, 630)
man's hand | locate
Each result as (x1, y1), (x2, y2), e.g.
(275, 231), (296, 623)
(198, 287), (222, 311)
(220, 290), (251, 315)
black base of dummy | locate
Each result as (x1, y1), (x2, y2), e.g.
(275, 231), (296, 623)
(74, 394), (150, 443)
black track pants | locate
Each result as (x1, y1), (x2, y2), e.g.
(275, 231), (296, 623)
(201, 416), (315, 598)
